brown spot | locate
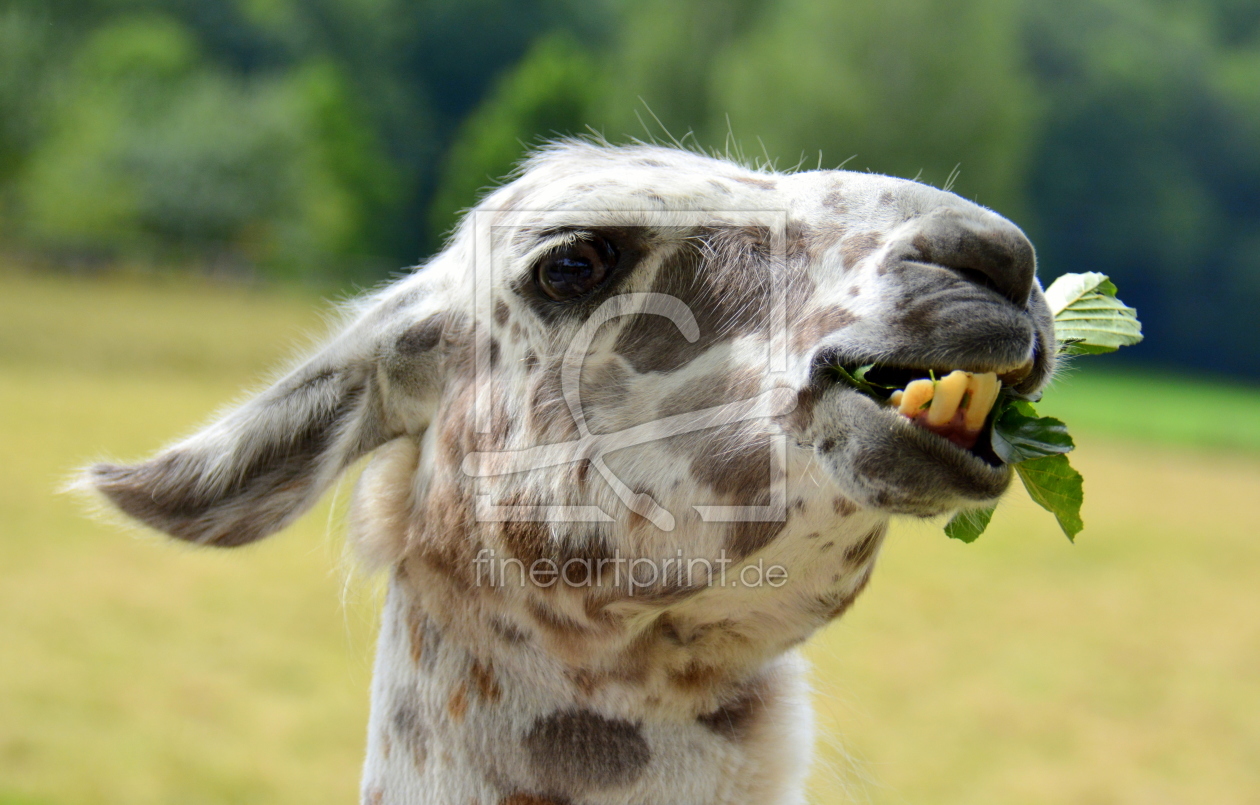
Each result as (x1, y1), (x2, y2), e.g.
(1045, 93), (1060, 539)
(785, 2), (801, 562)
(500, 500), (552, 568)
(528, 598), (588, 636)
(734, 175), (776, 190)
(685, 427), (775, 500)
(844, 524), (886, 566)
(671, 661), (723, 691)
(822, 188), (847, 211)
(833, 496), (858, 516)
(396, 315), (446, 355)
(494, 300), (511, 326)
(447, 684), (468, 722)
(582, 593), (620, 629)
(657, 369), (760, 421)
(698, 676), (769, 741)
(879, 189), (897, 206)
(470, 658), (502, 702)
(840, 231), (883, 268)
(523, 349), (540, 372)
(529, 362), (578, 440)
(500, 795), (570, 805)
(391, 690), (429, 771)
(578, 360), (631, 433)
(365, 787), (384, 805)
(779, 386), (818, 435)
(626, 507), (646, 533)
(571, 458), (590, 487)
(785, 219), (815, 264)
(821, 540), (835, 551)
(523, 709), (651, 790)
(613, 239), (784, 374)
(818, 568), (873, 620)
(406, 604), (427, 665)
(489, 616), (529, 644)
(568, 668), (602, 696)
(805, 531), (821, 540)
(791, 305), (858, 353)
(726, 517), (787, 562)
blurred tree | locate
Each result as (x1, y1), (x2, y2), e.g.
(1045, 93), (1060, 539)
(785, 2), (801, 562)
(17, 15), (393, 279)
(1024, 0), (1260, 375)
(428, 32), (602, 243)
(709, 0), (1038, 218)
(1, 0), (1258, 377)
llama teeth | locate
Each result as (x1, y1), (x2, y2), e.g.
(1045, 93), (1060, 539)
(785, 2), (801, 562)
(926, 370), (970, 426)
(890, 370), (1003, 434)
(898, 379), (935, 416)
(963, 372), (1001, 432)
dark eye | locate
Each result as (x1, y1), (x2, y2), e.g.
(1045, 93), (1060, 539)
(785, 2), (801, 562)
(535, 236), (618, 301)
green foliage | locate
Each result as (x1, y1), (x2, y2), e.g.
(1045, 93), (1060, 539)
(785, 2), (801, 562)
(14, 15), (393, 279)
(428, 33), (602, 241)
(945, 272), (1139, 543)
(1044, 271), (1144, 355)
(944, 505), (995, 543)
(991, 403), (1076, 464)
(0, 0), (1258, 378)
(708, 0), (1036, 213)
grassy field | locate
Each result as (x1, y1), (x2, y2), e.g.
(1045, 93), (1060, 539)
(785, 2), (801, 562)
(2, 267), (1259, 804)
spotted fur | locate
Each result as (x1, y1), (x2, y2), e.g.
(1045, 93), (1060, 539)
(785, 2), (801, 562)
(83, 141), (1054, 804)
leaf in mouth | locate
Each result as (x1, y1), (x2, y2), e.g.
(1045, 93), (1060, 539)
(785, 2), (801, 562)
(831, 363), (891, 398)
(944, 272), (1139, 544)
(990, 401), (1075, 464)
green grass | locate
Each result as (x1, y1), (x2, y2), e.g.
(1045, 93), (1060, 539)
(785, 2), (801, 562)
(1038, 363), (1260, 453)
(2, 265), (1259, 804)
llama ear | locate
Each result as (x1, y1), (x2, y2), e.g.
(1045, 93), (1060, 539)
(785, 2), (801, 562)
(83, 298), (422, 548)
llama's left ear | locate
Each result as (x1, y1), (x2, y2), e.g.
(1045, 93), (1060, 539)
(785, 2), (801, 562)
(83, 291), (435, 548)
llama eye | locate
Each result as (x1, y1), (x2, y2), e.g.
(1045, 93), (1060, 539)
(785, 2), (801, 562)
(535, 236), (618, 301)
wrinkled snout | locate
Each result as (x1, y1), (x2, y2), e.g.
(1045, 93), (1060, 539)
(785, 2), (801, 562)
(906, 208), (1037, 307)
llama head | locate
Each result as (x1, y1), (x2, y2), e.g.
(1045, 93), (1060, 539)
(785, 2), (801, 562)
(85, 141), (1053, 625)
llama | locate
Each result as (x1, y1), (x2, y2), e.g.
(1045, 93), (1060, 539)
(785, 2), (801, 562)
(84, 141), (1055, 804)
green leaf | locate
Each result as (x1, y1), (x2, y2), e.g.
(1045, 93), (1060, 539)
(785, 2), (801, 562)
(1043, 271), (1110, 315)
(1014, 454), (1084, 541)
(991, 404), (1075, 463)
(945, 506), (996, 543)
(1044, 272), (1143, 353)
(830, 363), (893, 398)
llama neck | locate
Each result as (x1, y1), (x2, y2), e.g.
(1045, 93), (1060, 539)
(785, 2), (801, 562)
(358, 573), (816, 805)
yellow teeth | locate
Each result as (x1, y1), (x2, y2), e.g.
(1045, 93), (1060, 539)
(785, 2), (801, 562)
(964, 372), (1002, 431)
(891, 370), (1002, 433)
(927, 370), (970, 426)
(898, 379), (935, 416)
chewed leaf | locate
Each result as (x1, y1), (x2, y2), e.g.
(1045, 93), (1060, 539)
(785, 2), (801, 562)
(1045, 272), (1143, 353)
(992, 405), (1075, 463)
(1015, 454), (1084, 541)
(1043, 271), (1112, 316)
(945, 506), (996, 543)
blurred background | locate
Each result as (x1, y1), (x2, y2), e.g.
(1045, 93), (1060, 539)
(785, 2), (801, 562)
(2, 1), (1259, 803)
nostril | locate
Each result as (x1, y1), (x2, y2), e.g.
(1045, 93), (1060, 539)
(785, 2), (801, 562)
(911, 216), (1036, 307)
